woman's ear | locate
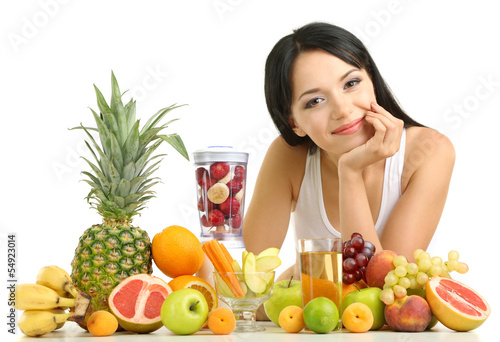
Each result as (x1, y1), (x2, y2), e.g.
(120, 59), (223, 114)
(288, 117), (307, 137)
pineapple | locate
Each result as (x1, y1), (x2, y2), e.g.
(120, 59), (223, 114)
(70, 72), (188, 328)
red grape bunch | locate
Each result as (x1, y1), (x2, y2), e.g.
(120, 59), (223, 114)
(342, 233), (376, 285)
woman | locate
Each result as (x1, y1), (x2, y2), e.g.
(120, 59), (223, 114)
(242, 22), (455, 282)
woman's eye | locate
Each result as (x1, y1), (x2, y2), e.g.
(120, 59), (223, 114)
(345, 79), (360, 89)
(305, 97), (324, 108)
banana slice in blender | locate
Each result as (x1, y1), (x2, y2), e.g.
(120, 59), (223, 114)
(207, 183), (230, 204)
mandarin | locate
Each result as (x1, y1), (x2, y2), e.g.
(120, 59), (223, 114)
(152, 225), (204, 278)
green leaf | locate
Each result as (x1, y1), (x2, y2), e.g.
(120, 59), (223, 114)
(159, 133), (189, 160)
(107, 161), (121, 187)
(110, 71), (128, 146)
(123, 121), (140, 165)
(102, 112), (119, 139)
(94, 84), (112, 115)
(124, 193), (141, 206)
(122, 161), (136, 181)
(140, 104), (186, 135)
(124, 99), (136, 132)
(81, 157), (108, 191)
(135, 140), (163, 173)
(129, 176), (145, 194)
(117, 179), (131, 197)
(114, 196), (125, 208)
(90, 108), (112, 156)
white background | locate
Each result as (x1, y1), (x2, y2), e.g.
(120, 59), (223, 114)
(1, 0), (499, 339)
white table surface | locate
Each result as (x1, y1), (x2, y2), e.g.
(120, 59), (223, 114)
(7, 321), (496, 342)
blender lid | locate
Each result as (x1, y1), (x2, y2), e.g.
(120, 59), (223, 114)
(193, 146), (249, 163)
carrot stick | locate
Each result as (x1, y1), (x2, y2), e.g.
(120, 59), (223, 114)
(202, 240), (245, 297)
(211, 241), (245, 297)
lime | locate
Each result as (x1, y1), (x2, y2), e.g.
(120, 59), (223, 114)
(303, 297), (339, 334)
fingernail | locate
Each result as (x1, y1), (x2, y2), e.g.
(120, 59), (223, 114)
(371, 102), (378, 110)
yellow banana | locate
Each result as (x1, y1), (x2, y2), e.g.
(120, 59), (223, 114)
(12, 284), (75, 310)
(36, 265), (78, 298)
(48, 308), (67, 330)
(18, 310), (71, 337)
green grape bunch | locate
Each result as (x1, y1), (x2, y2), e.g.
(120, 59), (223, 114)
(379, 249), (468, 305)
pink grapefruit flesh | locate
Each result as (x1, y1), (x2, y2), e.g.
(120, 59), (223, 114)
(426, 277), (490, 331)
(109, 274), (172, 333)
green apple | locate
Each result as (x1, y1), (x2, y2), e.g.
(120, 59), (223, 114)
(242, 252), (267, 293)
(342, 287), (385, 330)
(263, 279), (302, 326)
(161, 288), (208, 335)
(257, 247), (280, 259)
(256, 256), (281, 272)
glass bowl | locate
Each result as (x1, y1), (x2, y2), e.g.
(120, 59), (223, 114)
(213, 271), (274, 332)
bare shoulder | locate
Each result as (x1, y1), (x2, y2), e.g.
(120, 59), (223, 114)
(263, 137), (309, 197)
(402, 126), (456, 188)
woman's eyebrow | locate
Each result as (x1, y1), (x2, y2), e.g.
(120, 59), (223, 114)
(340, 68), (359, 81)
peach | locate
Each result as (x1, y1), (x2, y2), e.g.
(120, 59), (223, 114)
(384, 295), (432, 332)
(342, 303), (374, 333)
(365, 250), (398, 288)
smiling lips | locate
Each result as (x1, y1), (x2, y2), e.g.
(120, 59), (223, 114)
(332, 117), (364, 135)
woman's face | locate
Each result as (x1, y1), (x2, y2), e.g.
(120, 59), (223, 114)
(290, 49), (377, 157)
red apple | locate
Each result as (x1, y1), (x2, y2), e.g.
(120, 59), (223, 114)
(365, 250), (397, 289)
(384, 295), (432, 332)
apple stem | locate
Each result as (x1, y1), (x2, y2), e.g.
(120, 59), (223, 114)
(190, 301), (200, 311)
(288, 276), (294, 288)
(354, 284), (360, 291)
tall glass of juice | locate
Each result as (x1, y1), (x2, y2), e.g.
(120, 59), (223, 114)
(298, 238), (343, 330)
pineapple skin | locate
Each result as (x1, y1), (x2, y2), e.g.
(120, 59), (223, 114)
(71, 219), (152, 328)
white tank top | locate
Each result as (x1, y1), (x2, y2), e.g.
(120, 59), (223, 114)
(293, 129), (406, 243)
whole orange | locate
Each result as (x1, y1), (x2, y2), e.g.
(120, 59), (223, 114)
(152, 225), (204, 278)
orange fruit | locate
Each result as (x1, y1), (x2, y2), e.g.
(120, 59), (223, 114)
(426, 276), (490, 331)
(207, 307), (236, 335)
(87, 311), (118, 337)
(342, 280), (368, 299)
(279, 305), (305, 333)
(152, 225), (204, 278)
(168, 275), (218, 314)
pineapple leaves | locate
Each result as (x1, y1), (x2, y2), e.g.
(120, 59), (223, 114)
(110, 72), (128, 146)
(74, 72), (190, 220)
(122, 121), (140, 166)
(159, 133), (189, 161)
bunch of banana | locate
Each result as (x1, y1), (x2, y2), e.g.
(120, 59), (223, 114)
(10, 265), (91, 337)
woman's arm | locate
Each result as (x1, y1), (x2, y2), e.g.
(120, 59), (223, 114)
(243, 136), (306, 255)
(380, 127), (455, 260)
(338, 103), (404, 253)
(337, 104), (455, 260)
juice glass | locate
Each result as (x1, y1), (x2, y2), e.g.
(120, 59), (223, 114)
(298, 238), (343, 330)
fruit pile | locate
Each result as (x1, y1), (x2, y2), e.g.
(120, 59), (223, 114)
(265, 232), (491, 334)
(196, 162), (246, 232)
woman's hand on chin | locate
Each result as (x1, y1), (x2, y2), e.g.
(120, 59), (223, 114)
(338, 102), (404, 175)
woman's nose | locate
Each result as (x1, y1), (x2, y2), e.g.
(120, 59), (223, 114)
(329, 94), (353, 120)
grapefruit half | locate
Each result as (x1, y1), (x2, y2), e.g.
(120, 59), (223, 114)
(426, 276), (490, 331)
(109, 274), (172, 333)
